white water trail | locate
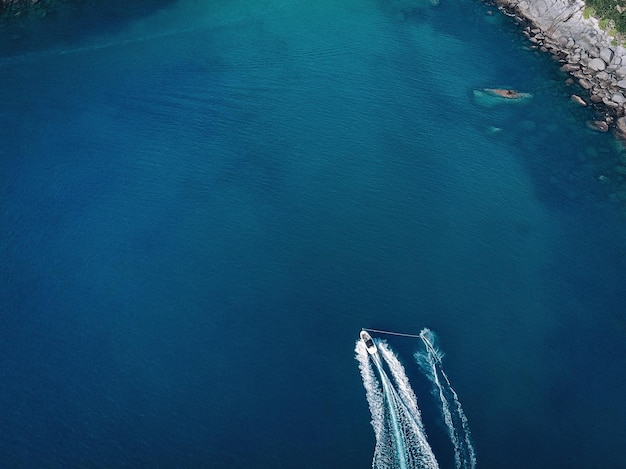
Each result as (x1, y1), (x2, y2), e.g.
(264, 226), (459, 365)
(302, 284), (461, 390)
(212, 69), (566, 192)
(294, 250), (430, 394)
(416, 338), (461, 467)
(356, 341), (388, 464)
(377, 357), (411, 469)
(416, 329), (476, 469)
(356, 340), (439, 469)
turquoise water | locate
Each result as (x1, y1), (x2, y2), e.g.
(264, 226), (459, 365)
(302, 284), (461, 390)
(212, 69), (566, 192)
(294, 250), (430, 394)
(1, 0), (626, 467)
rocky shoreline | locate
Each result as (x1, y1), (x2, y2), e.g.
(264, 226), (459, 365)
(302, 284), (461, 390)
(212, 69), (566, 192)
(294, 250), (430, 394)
(493, 0), (626, 139)
(492, 0), (626, 214)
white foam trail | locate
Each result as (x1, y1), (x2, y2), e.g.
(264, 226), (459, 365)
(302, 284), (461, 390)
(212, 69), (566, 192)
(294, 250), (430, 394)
(416, 329), (476, 469)
(356, 341), (387, 460)
(356, 339), (439, 469)
(440, 367), (476, 469)
(416, 339), (461, 467)
(377, 342), (425, 432)
(377, 359), (411, 469)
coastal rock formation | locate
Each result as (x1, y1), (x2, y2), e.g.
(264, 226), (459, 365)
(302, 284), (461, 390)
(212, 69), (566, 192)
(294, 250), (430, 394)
(495, 0), (626, 131)
(493, 0), (626, 216)
(473, 88), (533, 107)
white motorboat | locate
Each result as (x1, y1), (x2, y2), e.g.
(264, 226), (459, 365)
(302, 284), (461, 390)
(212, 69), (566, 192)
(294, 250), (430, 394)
(360, 330), (378, 355)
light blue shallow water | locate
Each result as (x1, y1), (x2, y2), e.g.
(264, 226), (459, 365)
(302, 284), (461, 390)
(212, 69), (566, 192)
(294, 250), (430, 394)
(1, 0), (626, 467)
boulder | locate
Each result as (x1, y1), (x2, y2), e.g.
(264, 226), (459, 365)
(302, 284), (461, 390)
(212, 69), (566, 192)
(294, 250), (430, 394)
(571, 94), (587, 106)
(617, 79), (626, 89)
(588, 58), (607, 71)
(578, 78), (593, 89)
(600, 48), (614, 64)
(612, 93), (626, 105)
(616, 116), (626, 134)
(603, 97), (620, 108)
(590, 94), (604, 103)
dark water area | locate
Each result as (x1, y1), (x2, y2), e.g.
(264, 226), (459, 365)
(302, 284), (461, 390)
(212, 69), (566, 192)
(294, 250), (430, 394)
(1, 0), (625, 467)
(0, 0), (176, 56)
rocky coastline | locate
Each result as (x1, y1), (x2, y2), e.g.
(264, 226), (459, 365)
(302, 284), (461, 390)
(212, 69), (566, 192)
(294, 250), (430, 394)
(489, 0), (626, 215)
(493, 0), (626, 138)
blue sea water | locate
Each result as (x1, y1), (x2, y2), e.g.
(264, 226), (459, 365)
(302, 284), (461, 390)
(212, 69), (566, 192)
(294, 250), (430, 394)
(1, 0), (626, 467)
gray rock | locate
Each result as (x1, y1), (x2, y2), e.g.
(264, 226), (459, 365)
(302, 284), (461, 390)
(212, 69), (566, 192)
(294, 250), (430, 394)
(613, 93), (626, 104)
(578, 78), (593, 89)
(588, 57), (607, 71)
(603, 97), (620, 108)
(600, 47), (614, 64)
(617, 79), (626, 89)
(590, 94), (604, 103)
(571, 94), (587, 106)
(617, 116), (626, 134)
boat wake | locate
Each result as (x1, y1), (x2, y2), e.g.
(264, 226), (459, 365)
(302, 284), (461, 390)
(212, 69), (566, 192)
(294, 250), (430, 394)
(415, 328), (476, 469)
(356, 328), (476, 469)
(356, 338), (439, 469)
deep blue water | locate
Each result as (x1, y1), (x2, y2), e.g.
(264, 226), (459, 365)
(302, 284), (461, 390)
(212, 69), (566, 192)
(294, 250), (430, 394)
(1, 0), (626, 467)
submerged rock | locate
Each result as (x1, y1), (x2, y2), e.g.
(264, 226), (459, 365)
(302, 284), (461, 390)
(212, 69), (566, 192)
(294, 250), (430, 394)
(483, 88), (525, 98)
(586, 120), (609, 132)
(613, 165), (626, 176)
(473, 88), (533, 107)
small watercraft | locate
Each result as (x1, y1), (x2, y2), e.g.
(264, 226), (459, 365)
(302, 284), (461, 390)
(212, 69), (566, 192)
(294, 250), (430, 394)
(360, 330), (378, 355)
